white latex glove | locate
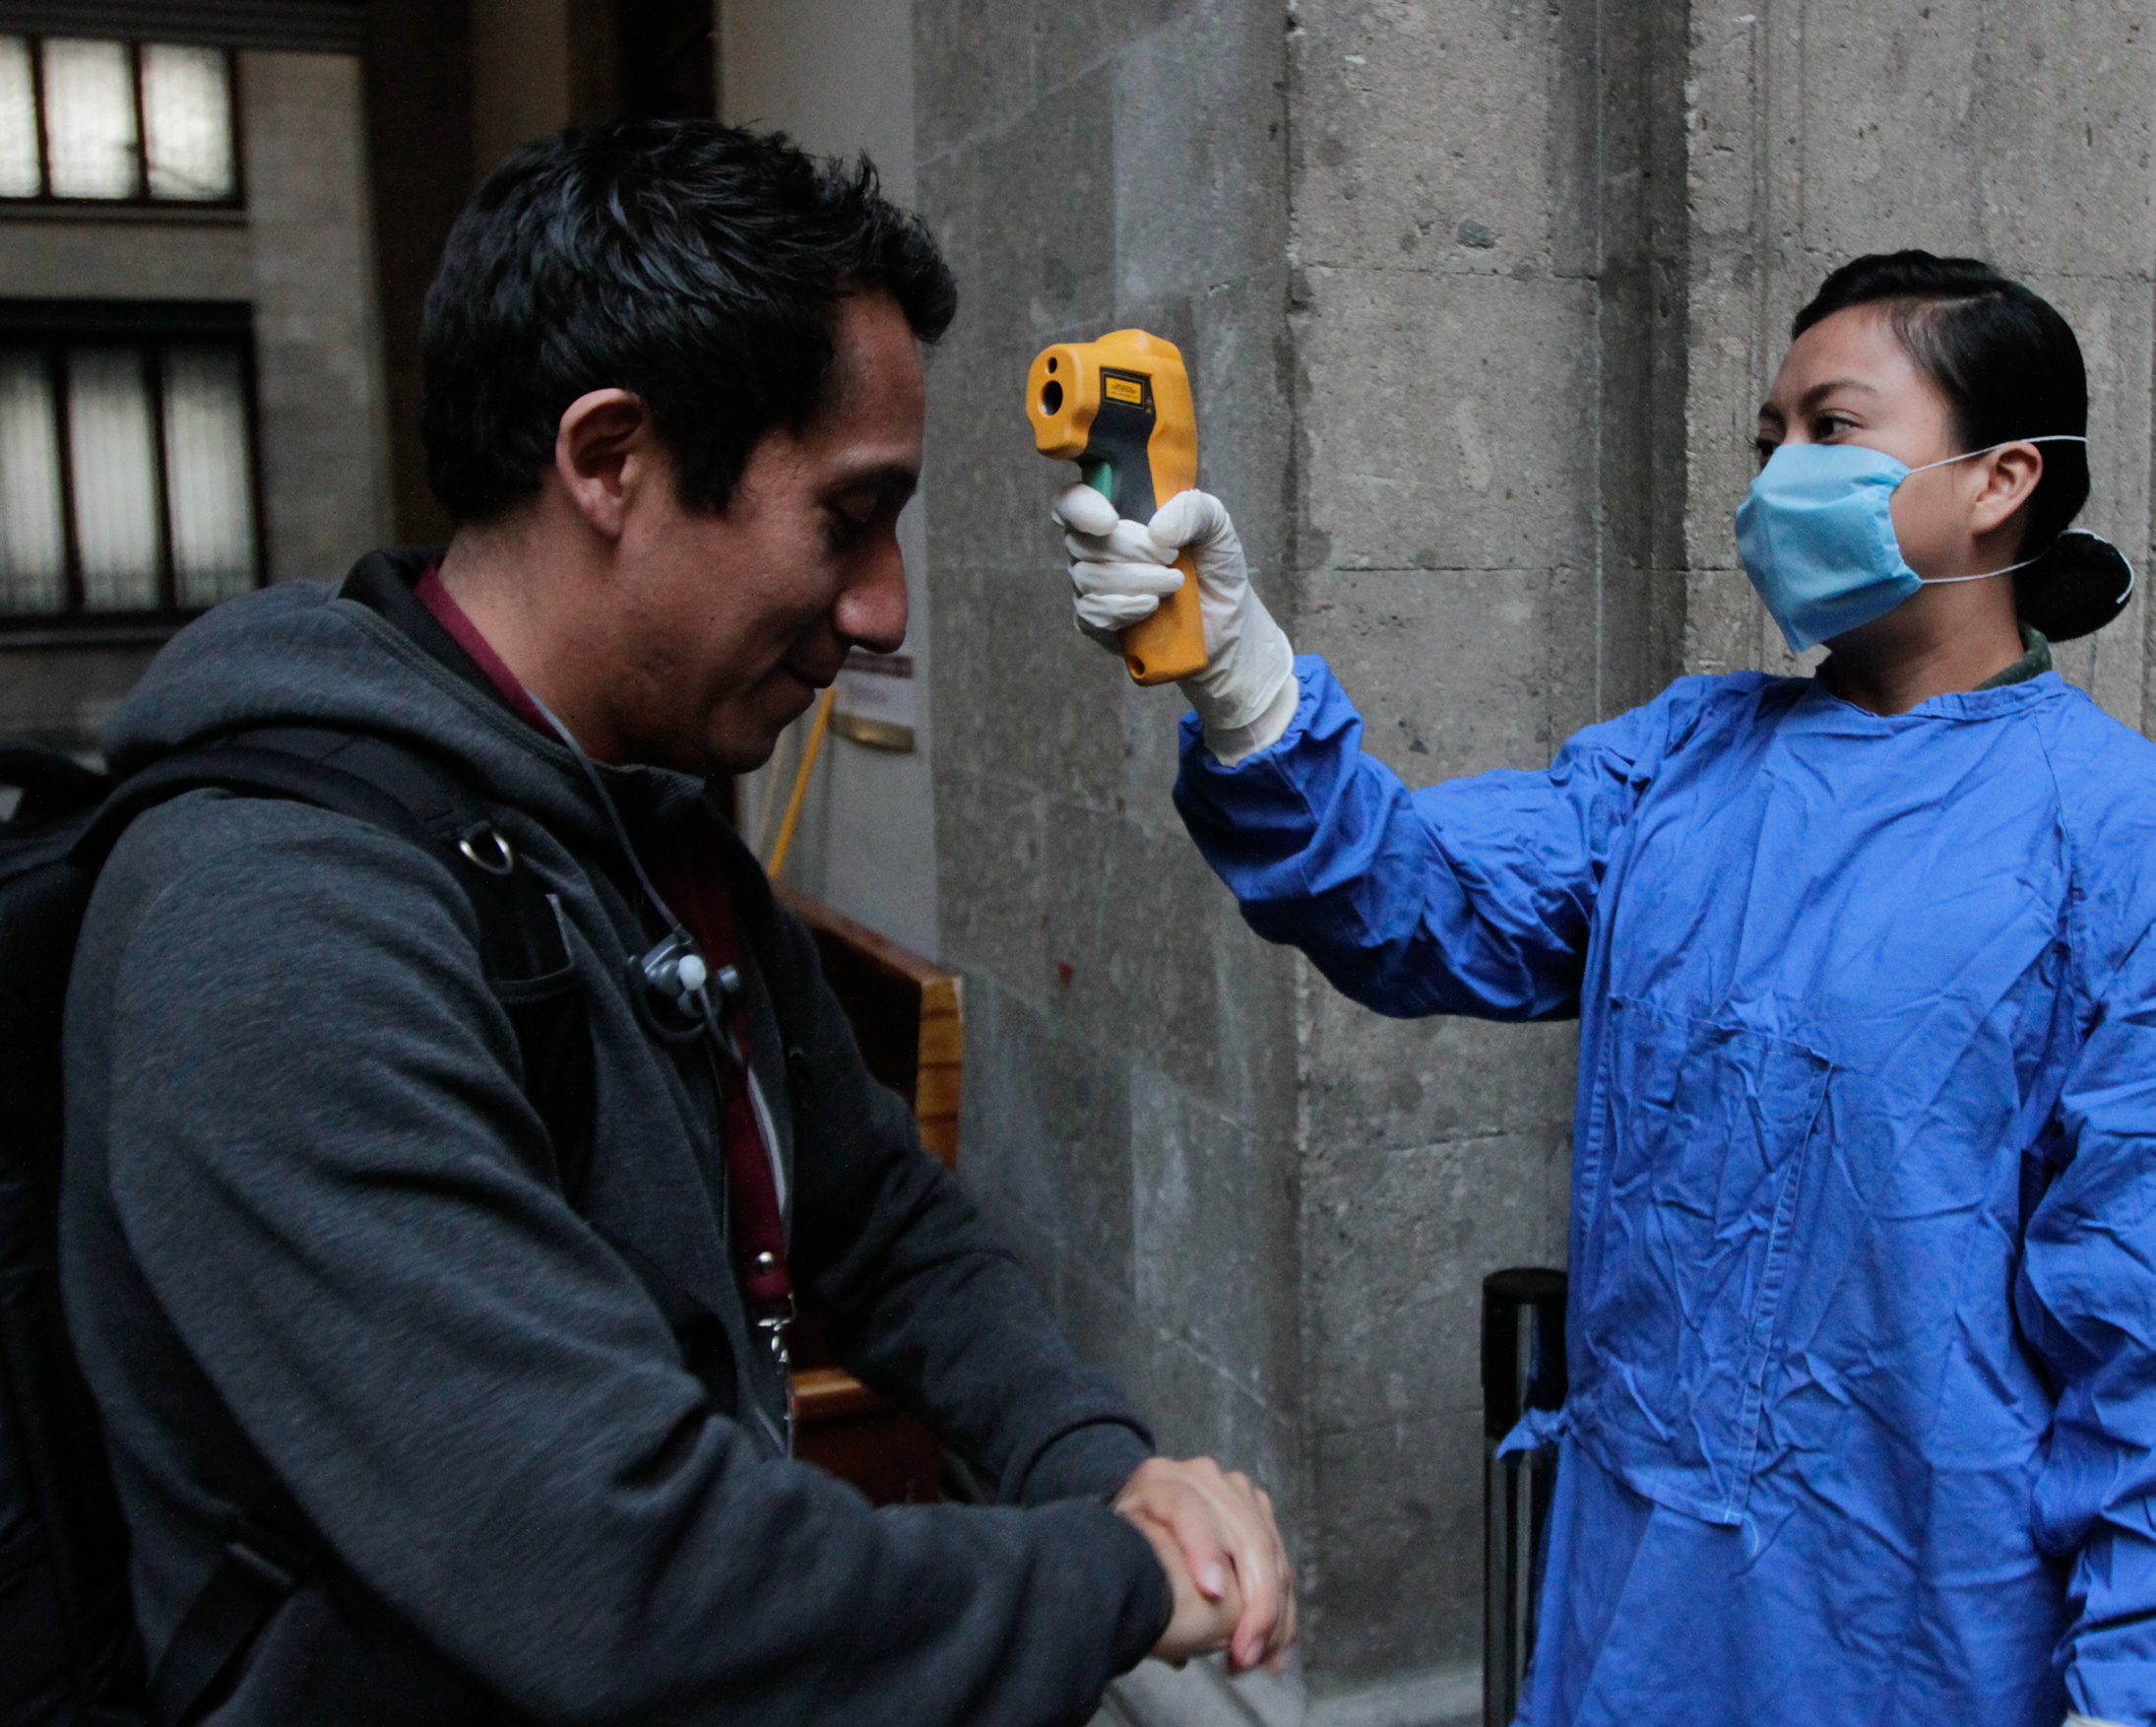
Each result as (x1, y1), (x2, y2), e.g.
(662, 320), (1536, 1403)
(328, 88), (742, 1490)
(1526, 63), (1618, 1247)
(1053, 484), (1299, 764)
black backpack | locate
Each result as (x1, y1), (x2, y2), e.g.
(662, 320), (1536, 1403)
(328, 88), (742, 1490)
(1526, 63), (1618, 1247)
(0, 728), (594, 1727)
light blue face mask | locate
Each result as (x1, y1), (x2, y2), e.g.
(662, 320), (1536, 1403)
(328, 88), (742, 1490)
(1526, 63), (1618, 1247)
(1734, 436), (2089, 653)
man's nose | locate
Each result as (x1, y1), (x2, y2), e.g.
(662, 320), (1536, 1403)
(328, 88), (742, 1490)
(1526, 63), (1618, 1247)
(836, 533), (909, 655)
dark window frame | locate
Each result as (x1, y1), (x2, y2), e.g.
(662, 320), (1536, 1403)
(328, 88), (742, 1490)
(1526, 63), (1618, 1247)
(0, 298), (265, 640)
(2, 33), (243, 210)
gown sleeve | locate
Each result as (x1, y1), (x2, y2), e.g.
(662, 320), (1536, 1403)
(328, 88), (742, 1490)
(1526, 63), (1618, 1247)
(2023, 910), (2156, 1723)
(1172, 655), (1683, 1022)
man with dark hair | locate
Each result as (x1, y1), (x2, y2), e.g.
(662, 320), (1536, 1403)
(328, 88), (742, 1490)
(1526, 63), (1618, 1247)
(60, 118), (1292, 1724)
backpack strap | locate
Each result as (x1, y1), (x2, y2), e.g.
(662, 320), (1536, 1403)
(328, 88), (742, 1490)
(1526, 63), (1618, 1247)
(0, 741), (110, 822)
(77, 738), (432, 872)
(86, 731), (595, 1185)
(145, 1508), (320, 1727)
(80, 728), (597, 1726)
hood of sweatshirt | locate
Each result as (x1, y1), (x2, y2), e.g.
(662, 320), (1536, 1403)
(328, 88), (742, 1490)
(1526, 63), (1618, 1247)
(102, 548), (715, 862)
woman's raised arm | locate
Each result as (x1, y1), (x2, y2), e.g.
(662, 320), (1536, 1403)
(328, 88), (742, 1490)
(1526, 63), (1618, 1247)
(1173, 657), (1689, 1022)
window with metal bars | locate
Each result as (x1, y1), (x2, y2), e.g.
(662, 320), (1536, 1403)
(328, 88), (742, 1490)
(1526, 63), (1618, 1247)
(0, 301), (262, 630)
(0, 32), (238, 205)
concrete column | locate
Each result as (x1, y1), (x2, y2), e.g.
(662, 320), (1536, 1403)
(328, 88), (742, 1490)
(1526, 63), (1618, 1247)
(914, 0), (1307, 1555)
(1279, 0), (1700, 1694)
(467, 1), (644, 187)
(470, 0), (574, 170)
(241, 50), (395, 582)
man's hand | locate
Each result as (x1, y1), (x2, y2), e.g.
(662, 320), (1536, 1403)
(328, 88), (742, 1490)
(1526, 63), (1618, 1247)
(1115, 1457), (1297, 1673)
(1123, 1494), (1243, 1666)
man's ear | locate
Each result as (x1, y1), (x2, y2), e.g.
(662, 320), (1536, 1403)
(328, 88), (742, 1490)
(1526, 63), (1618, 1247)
(554, 388), (657, 542)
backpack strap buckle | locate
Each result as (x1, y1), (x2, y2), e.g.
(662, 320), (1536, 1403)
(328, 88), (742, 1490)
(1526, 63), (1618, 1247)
(148, 1503), (322, 1726)
(222, 1514), (319, 1595)
(455, 820), (516, 876)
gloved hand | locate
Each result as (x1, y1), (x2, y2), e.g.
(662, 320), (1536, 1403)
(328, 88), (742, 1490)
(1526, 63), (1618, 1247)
(1054, 484), (1300, 764)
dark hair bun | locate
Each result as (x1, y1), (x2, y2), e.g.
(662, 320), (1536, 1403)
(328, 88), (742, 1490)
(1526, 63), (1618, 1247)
(2015, 530), (2136, 643)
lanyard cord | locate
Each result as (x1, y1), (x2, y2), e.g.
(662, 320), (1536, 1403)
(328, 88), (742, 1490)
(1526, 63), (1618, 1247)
(527, 697), (797, 1443)
(527, 697), (739, 1055)
(529, 697), (696, 955)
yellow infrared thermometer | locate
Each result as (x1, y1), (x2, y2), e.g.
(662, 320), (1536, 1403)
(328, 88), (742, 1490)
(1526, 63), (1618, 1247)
(1026, 329), (1207, 685)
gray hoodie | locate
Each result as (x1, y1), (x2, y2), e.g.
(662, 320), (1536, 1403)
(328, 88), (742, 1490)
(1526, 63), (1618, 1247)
(61, 549), (1169, 1725)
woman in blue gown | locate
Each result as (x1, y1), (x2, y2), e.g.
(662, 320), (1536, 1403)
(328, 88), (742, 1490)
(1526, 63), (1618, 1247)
(1053, 252), (2147, 1724)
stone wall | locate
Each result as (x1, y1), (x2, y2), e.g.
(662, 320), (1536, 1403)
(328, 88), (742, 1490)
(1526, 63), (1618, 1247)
(240, 50), (396, 591)
(1281, 0), (1691, 1680)
(914, 0), (1308, 1538)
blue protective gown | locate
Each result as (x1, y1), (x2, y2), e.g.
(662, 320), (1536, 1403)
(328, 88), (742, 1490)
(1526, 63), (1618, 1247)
(1174, 657), (2156, 1726)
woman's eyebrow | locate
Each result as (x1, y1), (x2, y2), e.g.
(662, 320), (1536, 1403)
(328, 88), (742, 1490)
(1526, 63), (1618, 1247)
(1797, 378), (1878, 413)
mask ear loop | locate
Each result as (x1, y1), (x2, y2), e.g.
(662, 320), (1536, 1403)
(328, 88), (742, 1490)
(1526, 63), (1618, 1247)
(1922, 556), (2046, 587)
(1899, 432), (2088, 480)
(1902, 435), (2094, 587)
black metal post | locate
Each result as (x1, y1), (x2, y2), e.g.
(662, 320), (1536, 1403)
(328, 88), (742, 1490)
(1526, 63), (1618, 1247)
(1483, 1267), (1566, 1727)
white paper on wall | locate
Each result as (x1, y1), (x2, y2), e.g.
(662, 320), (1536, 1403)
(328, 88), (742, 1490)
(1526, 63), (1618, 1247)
(831, 649), (916, 751)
